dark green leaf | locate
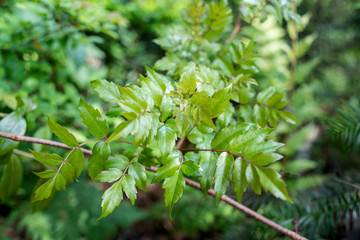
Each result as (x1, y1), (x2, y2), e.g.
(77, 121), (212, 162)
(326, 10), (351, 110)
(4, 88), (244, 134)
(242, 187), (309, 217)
(59, 162), (75, 184)
(277, 110), (297, 125)
(105, 155), (129, 171)
(33, 178), (55, 202)
(48, 117), (78, 147)
(138, 148), (159, 168)
(246, 165), (261, 194)
(251, 153), (283, 166)
(163, 169), (185, 216)
(175, 112), (189, 139)
(228, 128), (273, 153)
(79, 98), (109, 138)
(256, 167), (293, 203)
(55, 174), (66, 191)
(122, 174), (137, 205)
(243, 141), (284, 159)
(181, 161), (200, 176)
(107, 121), (133, 143)
(88, 141), (111, 180)
(0, 151), (12, 165)
(30, 150), (63, 166)
(152, 157), (180, 183)
(199, 152), (216, 195)
(254, 104), (266, 128)
(157, 125), (177, 158)
(257, 87), (276, 104)
(99, 180), (122, 220)
(33, 170), (56, 179)
(68, 148), (85, 178)
(232, 158), (247, 202)
(214, 152), (233, 203)
(0, 155), (23, 201)
(128, 162), (147, 191)
(95, 168), (122, 183)
(211, 123), (253, 150)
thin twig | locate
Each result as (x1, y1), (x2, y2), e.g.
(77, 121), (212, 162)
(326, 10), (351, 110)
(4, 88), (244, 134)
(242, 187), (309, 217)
(225, 9), (242, 44)
(0, 131), (307, 240)
(0, 131), (92, 156)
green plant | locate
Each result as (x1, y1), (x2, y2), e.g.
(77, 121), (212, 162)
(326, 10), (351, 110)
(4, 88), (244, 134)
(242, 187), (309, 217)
(0, 0), (312, 239)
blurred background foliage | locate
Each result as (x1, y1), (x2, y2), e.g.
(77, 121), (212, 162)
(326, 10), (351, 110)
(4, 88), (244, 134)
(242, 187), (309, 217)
(0, 0), (359, 239)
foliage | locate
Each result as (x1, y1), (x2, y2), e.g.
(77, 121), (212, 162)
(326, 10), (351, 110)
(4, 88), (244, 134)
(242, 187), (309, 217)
(0, 0), (299, 220)
(1, 0), (360, 239)
(328, 98), (360, 153)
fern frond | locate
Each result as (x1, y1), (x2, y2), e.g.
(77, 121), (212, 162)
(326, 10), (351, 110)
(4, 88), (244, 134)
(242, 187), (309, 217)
(328, 98), (360, 152)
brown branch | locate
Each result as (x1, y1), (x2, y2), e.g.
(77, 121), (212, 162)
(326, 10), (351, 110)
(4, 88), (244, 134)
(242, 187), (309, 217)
(225, 9), (242, 44)
(0, 131), (92, 156)
(0, 131), (307, 240)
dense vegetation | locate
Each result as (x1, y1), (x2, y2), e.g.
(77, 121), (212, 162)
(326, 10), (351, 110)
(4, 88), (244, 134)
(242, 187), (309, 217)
(0, 0), (359, 239)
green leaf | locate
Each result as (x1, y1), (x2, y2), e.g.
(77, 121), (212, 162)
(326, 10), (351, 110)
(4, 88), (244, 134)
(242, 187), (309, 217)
(30, 150), (63, 166)
(118, 86), (147, 113)
(211, 123), (253, 150)
(67, 148), (85, 178)
(107, 121), (133, 143)
(267, 93), (285, 108)
(140, 74), (163, 107)
(128, 162), (147, 191)
(105, 155), (129, 171)
(232, 158), (247, 202)
(30, 179), (56, 212)
(33, 170), (56, 179)
(48, 117), (78, 147)
(209, 85), (232, 118)
(88, 141), (111, 180)
(33, 178), (55, 202)
(163, 169), (185, 216)
(256, 167), (293, 203)
(254, 104), (266, 128)
(214, 152), (233, 203)
(133, 113), (152, 145)
(228, 128), (273, 153)
(257, 87), (276, 104)
(0, 112), (26, 156)
(266, 108), (279, 128)
(243, 141), (284, 159)
(99, 180), (123, 220)
(55, 174), (66, 191)
(145, 66), (167, 92)
(0, 151), (12, 165)
(176, 66), (197, 93)
(79, 98), (109, 138)
(199, 152), (216, 195)
(198, 108), (216, 130)
(0, 155), (23, 201)
(251, 153), (283, 166)
(95, 168), (123, 183)
(181, 161), (200, 176)
(122, 174), (137, 205)
(59, 162), (75, 184)
(156, 125), (177, 158)
(152, 157), (180, 183)
(91, 79), (121, 102)
(246, 165), (261, 194)
(277, 110), (297, 125)
(175, 112), (189, 139)
(138, 148), (159, 168)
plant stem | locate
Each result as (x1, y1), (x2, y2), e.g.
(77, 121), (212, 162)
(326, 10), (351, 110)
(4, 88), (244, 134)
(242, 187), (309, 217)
(0, 131), (308, 240)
